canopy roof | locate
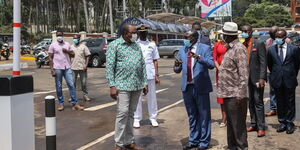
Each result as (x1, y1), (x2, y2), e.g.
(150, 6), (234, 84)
(118, 17), (190, 36)
(176, 17), (203, 25)
(146, 13), (184, 22)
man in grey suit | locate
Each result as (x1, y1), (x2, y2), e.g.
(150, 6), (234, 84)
(241, 25), (267, 137)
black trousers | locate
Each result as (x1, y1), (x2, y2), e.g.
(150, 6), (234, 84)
(248, 83), (265, 130)
(274, 85), (296, 126)
(224, 98), (248, 150)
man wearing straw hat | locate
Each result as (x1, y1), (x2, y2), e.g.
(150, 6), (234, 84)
(217, 22), (249, 150)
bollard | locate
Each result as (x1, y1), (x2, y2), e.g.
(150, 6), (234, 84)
(45, 95), (56, 150)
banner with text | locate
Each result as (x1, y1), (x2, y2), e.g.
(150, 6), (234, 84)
(200, 0), (232, 18)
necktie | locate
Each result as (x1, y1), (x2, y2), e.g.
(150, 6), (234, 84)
(279, 46), (284, 62)
(187, 48), (193, 82)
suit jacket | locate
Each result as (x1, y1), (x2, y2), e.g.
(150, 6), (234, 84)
(198, 34), (211, 46)
(267, 43), (300, 89)
(249, 39), (267, 85)
(174, 43), (215, 93)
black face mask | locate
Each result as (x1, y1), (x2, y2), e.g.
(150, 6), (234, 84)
(139, 32), (148, 39)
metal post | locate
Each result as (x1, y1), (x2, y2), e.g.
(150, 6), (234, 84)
(108, 0), (114, 34)
(45, 95), (56, 150)
(12, 0), (21, 75)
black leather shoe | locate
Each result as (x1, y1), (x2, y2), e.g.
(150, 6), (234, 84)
(286, 124), (295, 134)
(183, 143), (198, 150)
(197, 146), (208, 150)
(276, 124), (286, 133)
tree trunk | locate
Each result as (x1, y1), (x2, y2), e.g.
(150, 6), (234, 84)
(58, 0), (64, 28)
(83, 0), (90, 33)
(36, 1), (40, 33)
(46, 0), (50, 33)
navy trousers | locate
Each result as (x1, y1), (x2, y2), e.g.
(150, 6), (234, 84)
(182, 84), (211, 147)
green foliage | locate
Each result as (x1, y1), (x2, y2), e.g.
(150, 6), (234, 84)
(235, 2), (293, 28)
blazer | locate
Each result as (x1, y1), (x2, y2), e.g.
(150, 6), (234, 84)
(267, 43), (300, 89)
(198, 34), (211, 46)
(249, 39), (267, 85)
(174, 43), (215, 93)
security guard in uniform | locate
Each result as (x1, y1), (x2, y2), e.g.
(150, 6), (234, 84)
(133, 25), (160, 128)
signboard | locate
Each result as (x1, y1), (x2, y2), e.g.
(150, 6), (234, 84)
(200, 0), (232, 18)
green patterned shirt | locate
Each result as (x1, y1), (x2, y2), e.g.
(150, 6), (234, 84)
(106, 37), (147, 91)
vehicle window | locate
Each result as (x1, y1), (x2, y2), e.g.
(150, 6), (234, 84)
(176, 40), (184, 46)
(159, 41), (169, 46)
(86, 39), (104, 47)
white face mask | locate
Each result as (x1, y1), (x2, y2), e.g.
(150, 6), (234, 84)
(57, 36), (63, 43)
(130, 34), (138, 43)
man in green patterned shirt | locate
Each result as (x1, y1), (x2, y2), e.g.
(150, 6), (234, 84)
(106, 24), (148, 150)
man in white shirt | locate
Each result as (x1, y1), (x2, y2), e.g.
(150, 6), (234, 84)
(133, 25), (160, 128)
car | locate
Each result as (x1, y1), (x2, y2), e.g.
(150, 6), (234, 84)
(257, 34), (270, 44)
(81, 38), (106, 67)
(33, 38), (52, 55)
(157, 39), (185, 58)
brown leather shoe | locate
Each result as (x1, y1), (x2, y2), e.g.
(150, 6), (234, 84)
(57, 105), (64, 111)
(114, 146), (122, 150)
(124, 143), (142, 150)
(72, 104), (84, 111)
(265, 110), (277, 117)
(247, 127), (257, 132)
(257, 130), (266, 137)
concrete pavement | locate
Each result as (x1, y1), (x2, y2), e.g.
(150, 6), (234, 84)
(0, 58), (299, 150)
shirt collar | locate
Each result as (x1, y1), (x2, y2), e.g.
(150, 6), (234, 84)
(137, 39), (149, 43)
(228, 39), (240, 49)
(278, 42), (287, 49)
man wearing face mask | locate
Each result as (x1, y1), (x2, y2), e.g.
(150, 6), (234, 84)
(267, 29), (300, 134)
(133, 25), (160, 128)
(241, 25), (267, 137)
(217, 22), (249, 150)
(265, 26), (291, 117)
(106, 24), (148, 150)
(192, 22), (211, 46)
(174, 30), (214, 150)
(71, 34), (91, 101)
(48, 31), (84, 111)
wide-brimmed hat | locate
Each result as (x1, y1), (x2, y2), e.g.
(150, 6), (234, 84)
(218, 22), (241, 35)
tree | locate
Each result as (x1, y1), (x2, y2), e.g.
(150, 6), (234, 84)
(235, 2), (293, 28)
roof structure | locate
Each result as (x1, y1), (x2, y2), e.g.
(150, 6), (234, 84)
(118, 17), (191, 36)
(146, 13), (185, 23)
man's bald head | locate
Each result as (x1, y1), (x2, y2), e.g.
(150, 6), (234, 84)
(270, 26), (279, 39)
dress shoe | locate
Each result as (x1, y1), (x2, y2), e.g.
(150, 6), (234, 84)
(150, 119), (159, 127)
(114, 146), (122, 150)
(257, 130), (265, 137)
(286, 124), (295, 134)
(133, 120), (140, 128)
(247, 127), (257, 132)
(72, 104), (84, 111)
(276, 124), (286, 133)
(124, 143), (142, 150)
(183, 143), (198, 150)
(197, 146), (208, 150)
(83, 96), (91, 101)
(265, 110), (276, 117)
(57, 105), (64, 111)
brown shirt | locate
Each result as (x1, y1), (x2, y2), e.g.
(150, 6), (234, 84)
(217, 39), (249, 99)
(71, 44), (91, 70)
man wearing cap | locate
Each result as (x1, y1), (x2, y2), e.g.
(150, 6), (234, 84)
(217, 22), (249, 150)
(174, 30), (214, 150)
(133, 25), (160, 128)
(241, 25), (267, 137)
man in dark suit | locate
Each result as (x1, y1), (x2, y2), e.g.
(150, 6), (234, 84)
(241, 25), (267, 137)
(192, 22), (211, 46)
(268, 29), (300, 134)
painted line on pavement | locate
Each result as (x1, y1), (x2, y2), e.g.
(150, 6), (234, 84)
(160, 72), (176, 77)
(84, 88), (169, 111)
(76, 98), (183, 150)
(34, 88), (68, 95)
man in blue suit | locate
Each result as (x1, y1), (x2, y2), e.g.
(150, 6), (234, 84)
(267, 29), (300, 134)
(174, 30), (214, 150)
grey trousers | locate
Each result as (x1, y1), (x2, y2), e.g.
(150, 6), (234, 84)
(224, 98), (248, 150)
(73, 70), (88, 97)
(115, 90), (142, 147)
(249, 83), (265, 130)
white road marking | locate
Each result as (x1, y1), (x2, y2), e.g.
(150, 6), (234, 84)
(34, 88), (68, 95)
(84, 88), (169, 111)
(160, 73), (176, 77)
(76, 98), (184, 150)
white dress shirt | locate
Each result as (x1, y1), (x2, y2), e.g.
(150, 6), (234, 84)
(187, 44), (197, 84)
(277, 42), (287, 61)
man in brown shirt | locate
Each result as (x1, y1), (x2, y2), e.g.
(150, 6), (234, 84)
(217, 22), (249, 150)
